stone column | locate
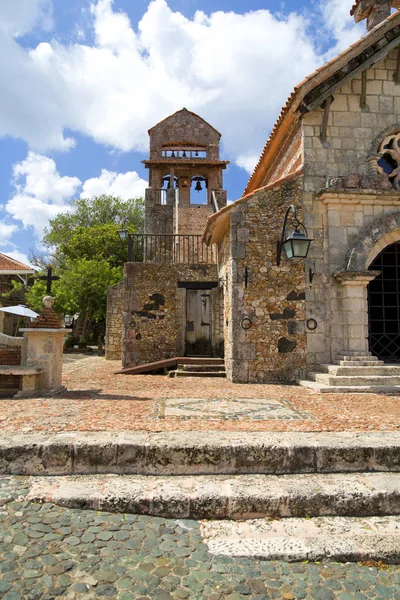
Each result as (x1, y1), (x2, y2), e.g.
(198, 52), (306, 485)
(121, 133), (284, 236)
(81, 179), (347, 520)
(20, 296), (71, 394)
(333, 271), (380, 355)
(21, 328), (71, 393)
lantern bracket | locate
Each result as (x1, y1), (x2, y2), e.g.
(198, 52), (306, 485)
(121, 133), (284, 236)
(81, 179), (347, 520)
(277, 205), (312, 266)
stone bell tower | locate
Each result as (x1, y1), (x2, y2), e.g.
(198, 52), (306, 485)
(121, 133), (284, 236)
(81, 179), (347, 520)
(351, 0), (400, 30)
(142, 108), (229, 236)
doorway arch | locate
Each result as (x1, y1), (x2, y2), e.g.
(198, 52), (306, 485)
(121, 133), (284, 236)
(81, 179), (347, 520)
(368, 241), (400, 362)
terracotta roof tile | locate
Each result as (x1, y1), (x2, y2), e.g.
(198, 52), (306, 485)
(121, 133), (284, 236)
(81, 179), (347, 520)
(29, 308), (63, 329)
(0, 252), (35, 272)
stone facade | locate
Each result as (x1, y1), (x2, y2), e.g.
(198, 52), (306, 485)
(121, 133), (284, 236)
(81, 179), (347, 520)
(302, 48), (400, 369)
(217, 176), (306, 383)
(205, 25), (400, 382)
(122, 263), (221, 367)
(105, 283), (123, 361)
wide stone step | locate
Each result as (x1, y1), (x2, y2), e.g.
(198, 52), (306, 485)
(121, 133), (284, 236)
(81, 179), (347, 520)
(178, 365), (225, 373)
(318, 364), (400, 376)
(315, 374), (400, 386)
(299, 379), (400, 394)
(335, 360), (385, 366)
(335, 354), (377, 362)
(201, 516), (400, 563)
(3, 431), (400, 476)
(173, 370), (226, 378)
(26, 472), (400, 519)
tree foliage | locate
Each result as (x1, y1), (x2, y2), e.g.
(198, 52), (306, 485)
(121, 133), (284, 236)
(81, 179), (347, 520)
(25, 195), (144, 339)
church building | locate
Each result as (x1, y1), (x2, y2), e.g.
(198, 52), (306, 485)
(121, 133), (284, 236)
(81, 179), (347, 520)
(107, 0), (400, 392)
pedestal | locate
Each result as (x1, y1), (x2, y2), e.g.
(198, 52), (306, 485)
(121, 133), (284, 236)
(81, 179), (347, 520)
(20, 328), (72, 394)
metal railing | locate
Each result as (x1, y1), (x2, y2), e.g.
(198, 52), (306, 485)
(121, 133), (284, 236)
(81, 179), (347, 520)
(128, 234), (216, 264)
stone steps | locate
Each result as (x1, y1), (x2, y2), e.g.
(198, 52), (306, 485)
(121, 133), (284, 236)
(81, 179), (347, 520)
(299, 379), (400, 394)
(25, 472), (400, 520)
(201, 516), (400, 563)
(3, 431), (400, 476)
(318, 364), (400, 376)
(314, 373), (400, 386)
(299, 353), (400, 392)
(171, 361), (226, 378)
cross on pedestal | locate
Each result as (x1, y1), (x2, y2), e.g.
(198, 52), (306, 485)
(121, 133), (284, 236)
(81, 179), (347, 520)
(38, 266), (60, 295)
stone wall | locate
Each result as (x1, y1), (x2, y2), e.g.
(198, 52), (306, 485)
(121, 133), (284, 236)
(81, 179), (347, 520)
(122, 263), (220, 367)
(218, 176), (306, 383)
(105, 283), (123, 361)
(301, 49), (400, 366)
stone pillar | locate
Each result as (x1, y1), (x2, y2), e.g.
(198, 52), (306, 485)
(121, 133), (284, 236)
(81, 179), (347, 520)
(334, 271), (380, 355)
(20, 329), (71, 393)
(20, 296), (71, 394)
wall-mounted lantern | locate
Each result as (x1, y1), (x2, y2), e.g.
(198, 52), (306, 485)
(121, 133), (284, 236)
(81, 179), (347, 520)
(118, 228), (133, 262)
(277, 205), (313, 266)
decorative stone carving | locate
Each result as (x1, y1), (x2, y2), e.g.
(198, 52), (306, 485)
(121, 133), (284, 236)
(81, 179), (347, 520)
(373, 133), (400, 190)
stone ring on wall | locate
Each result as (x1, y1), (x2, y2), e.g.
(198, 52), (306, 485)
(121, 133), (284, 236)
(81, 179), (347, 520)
(307, 318), (318, 331)
(241, 318), (253, 330)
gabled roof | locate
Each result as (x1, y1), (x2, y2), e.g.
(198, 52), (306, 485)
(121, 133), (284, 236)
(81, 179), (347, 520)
(245, 10), (400, 195)
(148, 107), (222, 138)
(0, 252), (35, 274)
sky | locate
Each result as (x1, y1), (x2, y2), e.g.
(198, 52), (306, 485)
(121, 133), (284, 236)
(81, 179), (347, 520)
(0, 0), (365, 267)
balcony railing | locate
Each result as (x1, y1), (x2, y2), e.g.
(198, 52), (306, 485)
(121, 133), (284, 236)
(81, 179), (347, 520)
(128, 234), (216, 264)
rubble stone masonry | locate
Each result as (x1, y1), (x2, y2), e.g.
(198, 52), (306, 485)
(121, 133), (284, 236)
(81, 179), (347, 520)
(218, 176), (306, 383)
(121, 263), (220, 367)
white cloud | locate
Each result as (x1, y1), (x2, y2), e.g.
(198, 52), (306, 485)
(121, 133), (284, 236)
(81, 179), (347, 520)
(6, 152), (147, 239)
(81, 169), (147, 199)
(0, 0), (53, 37)
(0, 0), (366, 166)
(0, 223), (18, 247)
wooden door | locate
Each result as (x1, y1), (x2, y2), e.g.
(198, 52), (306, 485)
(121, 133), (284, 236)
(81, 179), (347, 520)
(186, 289), (212, 356)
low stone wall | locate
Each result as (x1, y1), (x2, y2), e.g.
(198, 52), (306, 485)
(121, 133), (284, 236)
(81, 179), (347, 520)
(105, 283), (123, 361)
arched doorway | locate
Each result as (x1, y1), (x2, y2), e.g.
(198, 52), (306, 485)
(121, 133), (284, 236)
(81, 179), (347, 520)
(368, 241), (400, 362)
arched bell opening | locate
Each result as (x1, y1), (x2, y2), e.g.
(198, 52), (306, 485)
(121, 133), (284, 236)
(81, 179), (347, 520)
(190, 176), (208, 205)
(368, 241), (400, 362)
(161, 175), (179, 189)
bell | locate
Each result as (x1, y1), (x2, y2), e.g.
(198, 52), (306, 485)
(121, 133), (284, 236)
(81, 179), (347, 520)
(182, 151), (187, 158)
(195, 151), (199, 157)
(171, 151), (175, 157)
(195, 180), (203, 192)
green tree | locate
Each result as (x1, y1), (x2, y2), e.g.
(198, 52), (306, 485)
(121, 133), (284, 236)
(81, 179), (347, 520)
(44, 194), (144, 255)
(25, 195), (143, 341)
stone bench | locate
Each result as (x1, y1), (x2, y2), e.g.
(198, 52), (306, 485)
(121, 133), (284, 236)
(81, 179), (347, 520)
(0, 365), (44, 397)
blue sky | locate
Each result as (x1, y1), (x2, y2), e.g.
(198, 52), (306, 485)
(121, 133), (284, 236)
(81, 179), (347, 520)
(0, 0), (363, 266)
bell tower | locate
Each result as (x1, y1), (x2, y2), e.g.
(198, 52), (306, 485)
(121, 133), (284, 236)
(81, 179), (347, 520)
(142, 108), (229, 236)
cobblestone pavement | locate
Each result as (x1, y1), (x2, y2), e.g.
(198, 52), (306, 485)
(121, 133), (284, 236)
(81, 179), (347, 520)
(1, 476), (400, 600)
(0, 356), (400, 433)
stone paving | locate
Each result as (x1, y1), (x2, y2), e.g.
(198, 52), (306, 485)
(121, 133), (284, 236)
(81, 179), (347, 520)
(1, 355), (400, 433)
(1, 476), (400, 600)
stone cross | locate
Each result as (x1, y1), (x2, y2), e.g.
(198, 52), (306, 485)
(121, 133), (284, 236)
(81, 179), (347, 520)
(351, 0), (400, 31)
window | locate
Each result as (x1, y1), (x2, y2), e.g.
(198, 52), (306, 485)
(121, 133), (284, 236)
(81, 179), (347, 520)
(377, 133), (400, 190)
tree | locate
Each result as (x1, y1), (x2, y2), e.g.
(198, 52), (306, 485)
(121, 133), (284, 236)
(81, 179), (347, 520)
(24, 195), (144, 341)
(44, 195), (144, 259)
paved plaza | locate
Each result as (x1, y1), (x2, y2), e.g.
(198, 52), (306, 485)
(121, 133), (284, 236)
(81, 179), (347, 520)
(0, 355), (399, 433)
(2, 355), (400, 598)
(1, 476), (400, 600)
